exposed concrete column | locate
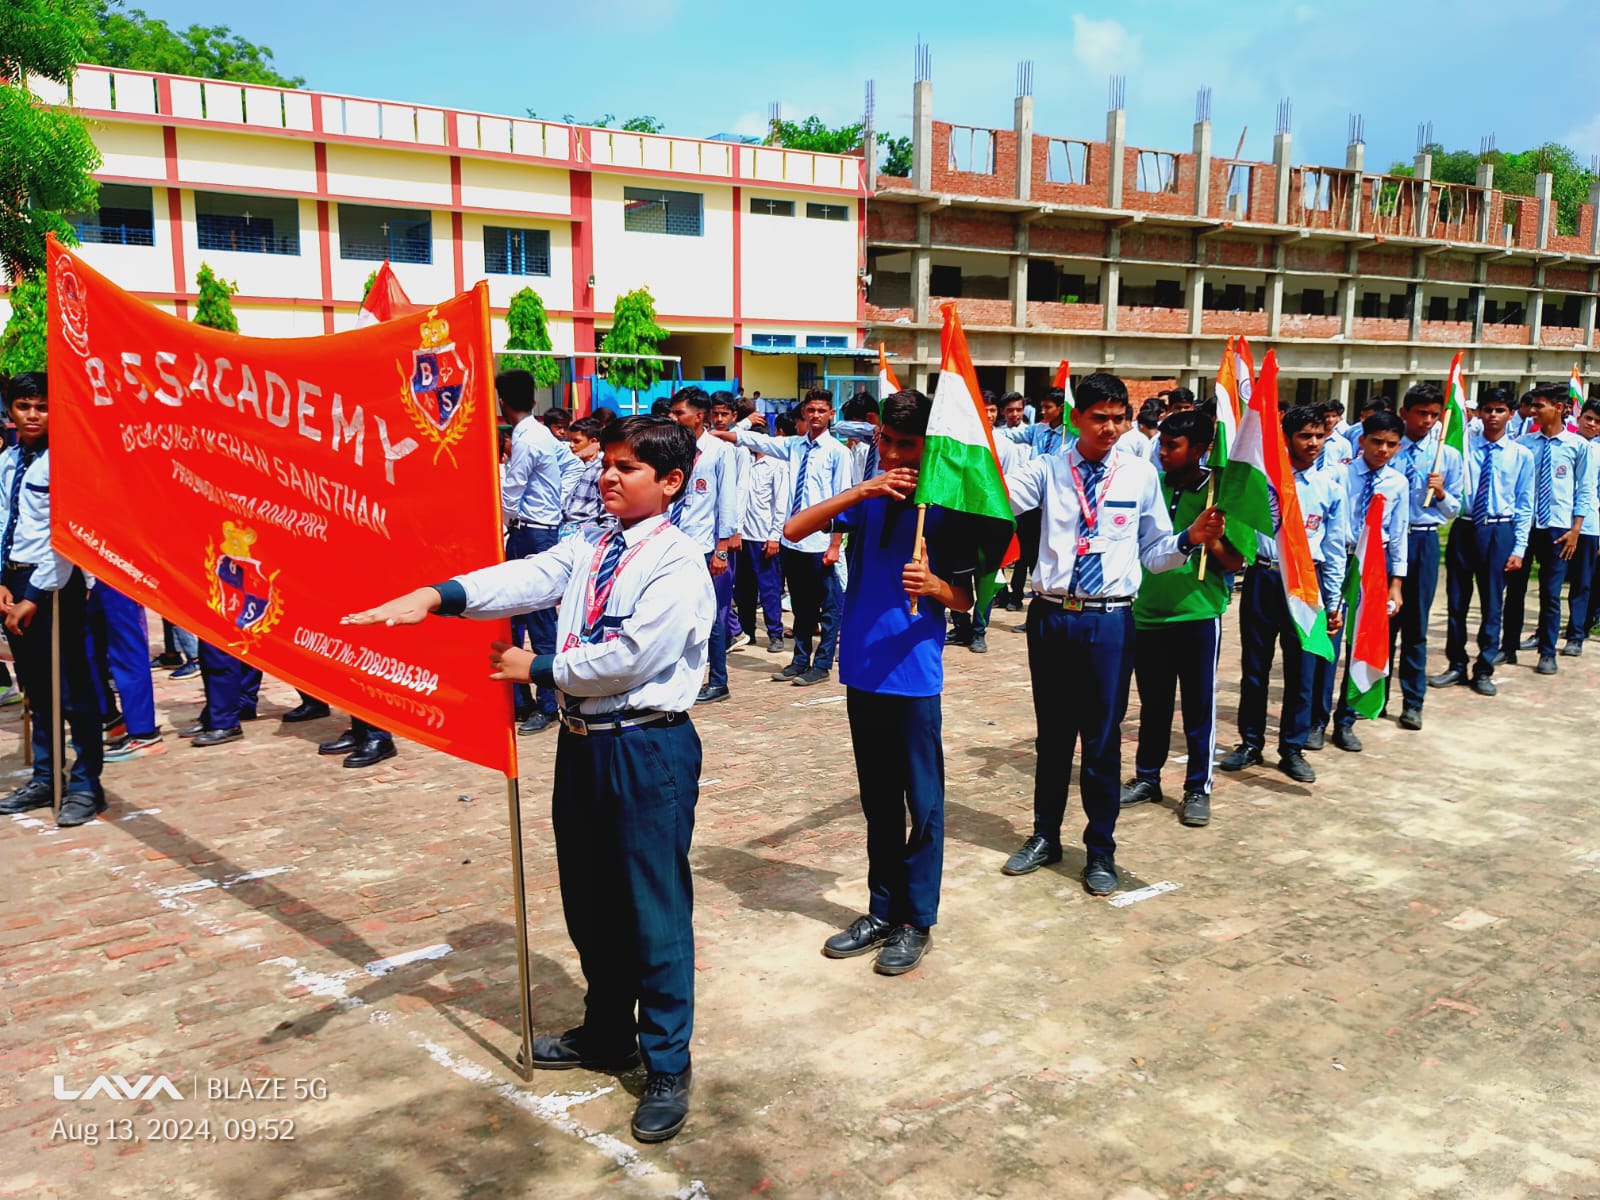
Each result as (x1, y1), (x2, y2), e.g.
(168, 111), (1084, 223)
(1104, 227), (1122, 331)
(1333, 373), (1352, 416)
(1582, 266), (1598, 349)
(1413, 149), (1433, 239)
(1187, 265), (1205, 336)
(1339, 245), (1359, 338)
(1272, 131), (1292, 225)
(1345, 138), (1366, 234)
(1014, 94), (1033, 201)
(1010, 221), (1029, 328)
(1409, 249), (1426, 342)
(1106, 108), (1126, 209)
(1534, 172), (1553, 250)
(864, 129), (877, 192)
(1472, 257), (1488, 344)
(1006, 364), (1027, 395)
(1192, 119), (1212, 217)
(1268, 244), (1286, 338)
(1529, 264), (1546, 347)
(1476, 159), (1496, 244)
(911, 207), (932, 324)
(912, 79), (934, 192)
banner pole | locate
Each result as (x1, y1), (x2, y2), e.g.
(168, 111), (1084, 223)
(1422, 403), (1450, 509)
(504, 772), (536, 1081)
(1197, 471), (1217, 583)
(49, 589), (62, 820)
(908, 503), (928, 616)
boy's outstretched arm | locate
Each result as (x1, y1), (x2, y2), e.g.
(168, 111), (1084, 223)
(783, 467), (918, 543)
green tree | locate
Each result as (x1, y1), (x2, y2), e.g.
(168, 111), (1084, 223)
(768, 115), (863, 155)
(600, 288), (668, 400)
(526, 110), (664, 133)
(502, 286), (560, 387)
(1, 0), (101, 278)
(193, 262), (238, 332)
(85, 3), (304, 87)
(0, 273), (47, 373)
(1389, 142), (1596, 236)
(361, 268), (378, 301)
(879, 134), (913, 178)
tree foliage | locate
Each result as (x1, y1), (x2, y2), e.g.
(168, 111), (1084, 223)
(600, 289), (668, 393)
(526, 110), (664, 133)
(0, 273), (47, 374)
(879, 134), (913, 178)
(193, 263), (239, 332)
(1389, 142), (1596, 237)
(0, 0), (101, 278)
(502, 287), (560, 387)
(768, 115), (863, 155)
(85, 2), (304, 87)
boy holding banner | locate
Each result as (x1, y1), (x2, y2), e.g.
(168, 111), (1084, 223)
(346, 416), (713, 1144)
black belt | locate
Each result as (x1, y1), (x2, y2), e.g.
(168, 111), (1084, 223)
(557, 707), (686, 736)
(1034, 594), (1134, 612)
(1462, 516), (1514, 526)
(507, 519), (556, 532)
(3, 562), (35, 573)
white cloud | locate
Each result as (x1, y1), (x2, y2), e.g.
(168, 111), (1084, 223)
(1561, 113), (1600, 162)
(1071, 15), (1143, 74)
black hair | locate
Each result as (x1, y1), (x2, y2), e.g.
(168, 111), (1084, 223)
(708, 390), (737, 412)
(1530, 381), (1571, 406)
(1321, 400), (1347, 419)
(1042, 388), (1066, 408)
(840, 393), (878, 422)
(599, 415), (696, 500)
(735, 396), (757, 419)
(1478, 386), (1510, 410)
(1362, 411), (1406, 438)
(593, 407), (616, 427)
(1159, 409), (1213, 450)
(7, 372), (47, 403)
(774, 414), (798, 436)
(1074, 372), (1128, 413)
(568, 416), (603, 438)
(648, 397), (673, 417)
(1357, 393), (1395, 417)
(1137, 398), (1162, 429)
(1165, 386), (1196, 409)
(1282, 404), (1323, 437)
(1000, 391), (1024, 408)
(980, 389), (996, 406)
(802, 387), (834, 408)
(495, 369), (535, 414)
(672, 386), (711, 415)
(1401, 382), (1444, 410)
(1582, 398), (1600, 420)
(540, 406), (571, 428)
(880, 388), (932, 436)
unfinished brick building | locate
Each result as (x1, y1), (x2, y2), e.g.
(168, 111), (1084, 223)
(864, 66), (1600, 411)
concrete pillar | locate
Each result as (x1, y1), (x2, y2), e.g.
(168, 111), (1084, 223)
(1346, 138), (1366, 234)
(911, 209), (932, 324)
(912, 80), (934, 192)
(1413, 149), (1433, 239)
(1104, 227), (1122, 331)
(1010, 222), (1029, 328)
(1106, 109), (1126, 209)
(1534, 171), (1553, 250)
(1476, 159), (1496, 244)
(1583, 266), (1598, 348)
(1014, 94), (1033, 201)
(1340, 246), (1359, 338)
(1333, 373), (1352, 417)
(1192, 120), (1212, 217)
(1472, 257), (1488, 345)
(1408, 281), (1424, 342)
(1272, 131), (1292, 225)
(1187, 266), (1205, 336)
(1268, 245), (1286, 338)
(1529, 265), (1546, 347)
(864, 129), (877, 192)
(1005, 364), (1026, 395)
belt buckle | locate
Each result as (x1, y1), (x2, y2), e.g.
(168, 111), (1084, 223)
(1062, 596), (1085, 613)
(559, 711), (588, 736)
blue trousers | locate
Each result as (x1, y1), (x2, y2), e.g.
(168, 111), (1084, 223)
(198, 640), (262, 729)
(1443, 518), (1513, 677)
(1026, 600), (1135, 858)
(87, 584), (157, 738)
(296, 689), (392, 743)
(1311, 555), (1352, 732)
(733, 542), (784, 641)
(780, 546), (840, 671)
(1565, 533), (1599, 643)
(1503, 528), (1570, 659)
(1235, 565), (1317, 755)
(704, 551), (734, 690)
(950, 581), (998, 637)
(1135, 616), (1220, 792)
(4, 567), (103, 798)
(1388, 527), (1441, 710)
(846, 689), (944, 928)
(508, 524), (559, 715)
(552, 717), (700, 1075)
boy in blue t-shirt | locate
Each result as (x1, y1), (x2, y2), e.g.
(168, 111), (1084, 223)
(783, 389), (975, 977)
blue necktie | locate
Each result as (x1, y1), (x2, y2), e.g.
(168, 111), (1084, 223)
(1358, 469), (1377, 523)
(863, 438), (879, 481)
(1, 448), (36, 565)
(790, 440), (815, 517)
(1535, 439), (1554, 527)
(1069, 460), (1104, 596)
(582, 532), (627, 644)
(1473, 444), (1493, 520)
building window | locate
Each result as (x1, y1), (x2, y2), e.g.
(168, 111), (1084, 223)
(67, 183), (155, 247)
(805, 203), (849, 222)
(750, 197), (794, 216)
(338, 204), (432, 263)
(751, 333), (795, 348)
(1135, 151), (1179, 194)
(195, 192), (300, 255)
(483, 226), (551, 276)
(805, 335), (847, 349)
(623, 187), (703, 237)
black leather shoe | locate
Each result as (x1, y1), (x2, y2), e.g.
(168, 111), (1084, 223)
(631, 1068), (691, 1144)
(1082, 855), (1118, 896)
(1428, 666), (1467, 688)
(1519, 635), (1538, 651)
(1217, 744), (1263, 772)
(178, 722), (206, 739)
(944, 629), (971, 646)
(1536, 655), (1558, 675)
(1004, 600), (1023, 612)
(793, 667), (831, 687)
(318, 730), (362, 756)
(1498, 650), (1518, 666)
(874, 925), (931, 976)
(522, 1027), (640, 1072)
(1561, 640), (1584, 657)
(1002, 834), (1061, 876)
(1277, 750), (1316, 783)
(192, 726), (243, 747)
(343, 738), (397, 769)
(1331, 725), (1362, 752)
(1119, 779), (1162, 808)
(519, 711), (555, 735)
(1470, 674), (1498, 696)
(1304, 727), (1325, 751)
(771, 662), (806, 681)
(695, 685), (730, 705)
(1179, 790), (1210, 826)
(969, 633), (987, 654)
(282, 699), (331, 723)
(1398, 706), (1423, 731)
(57, 792), (107, 827)
(822, 913), (892, 958)
(0, 781), (52, 814)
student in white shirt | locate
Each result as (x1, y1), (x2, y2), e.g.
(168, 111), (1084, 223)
(668, 388), (741, 704)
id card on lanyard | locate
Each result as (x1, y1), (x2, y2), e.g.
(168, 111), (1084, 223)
(563, 519), (671, 651)
(1070, 458), (1119, 556)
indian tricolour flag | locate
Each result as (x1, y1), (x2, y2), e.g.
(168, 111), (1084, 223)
(1054, 359), (1079, 434)
(1571, 364), (1586, 423)
(1344, 492), (1391, 718)
(916, 302), (1019, 613)
(1212, 335), (1241, 471)
(1440, 351), (1468, 458)
(878, 343), (902, 401)
(356, 261), (423, 327)
(1219, 350), (1334, 659)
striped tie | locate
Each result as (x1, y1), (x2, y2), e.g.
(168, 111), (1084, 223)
(1069, 460), (1104, 596)
(790, 440), (815, 517)
(1536, 439), (1554, 527)
(669, 491), (688, 527)
(1359, 469), (1377, 522)
(863, 437), (879, 481)
(0, 447), (36, 565)
(582, 532), (627, 644)
(1473, 444), (1493, 520)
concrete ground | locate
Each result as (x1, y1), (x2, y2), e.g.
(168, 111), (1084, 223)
(3, 594), (1599, 1200)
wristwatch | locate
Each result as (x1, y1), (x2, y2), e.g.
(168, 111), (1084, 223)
(714, 550), (729, 561)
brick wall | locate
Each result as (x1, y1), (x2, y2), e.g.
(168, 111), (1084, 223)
(1355, 248), (1412, 278)
(929, 209), (1016, 250)
(1486, 261), (1535, 288)
(1546, 265), (1591, 292)
(1118, 307), (1189, 334)
(1123, 147), (1198, 215)
(1027, 300), (1103, 330)
(865, 302), (913, 323)
(929, 121), (1020, 199)
(1200, 310), (1269, 336)
(1126, 378), (1178, 406)
(1120, 229), (1192, 263)
(1030, 222), (1108, 256)
(875, 174), (914, 193)
(1352, 317), (1411, 341)
(935, 296), (1013, 327)
(1548, 204), (1596, 255)
(1482, 324), (1531, 345)
(1424, 257), (1475, 284)
(1202, 239), (1271, 269)
(867, 205), (917, 243)
(1419, 320), (1473, 345)
(1029, 137), (1112, 207)
(1285, 244), (1346, 274)
(1279, 313), (1342, 338)
(875, 331), (916, 359)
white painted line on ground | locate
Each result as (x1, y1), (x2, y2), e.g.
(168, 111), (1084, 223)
(791, 695), (846, 707)
(1107, 880), (1181, 908)
(698, 778), (722, 787)
(120, 808), (163, 818)
(364, 943), (453, 977)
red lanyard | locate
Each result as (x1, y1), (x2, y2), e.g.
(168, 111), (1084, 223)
(581, 519), (670, 638)
(1069, 456), (1119, 532)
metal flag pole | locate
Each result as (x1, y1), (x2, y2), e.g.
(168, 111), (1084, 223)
(504, 772), (536, 1081)
(49, 589), (62, 820)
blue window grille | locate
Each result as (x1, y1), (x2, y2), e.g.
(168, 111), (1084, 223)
(69, 220), (155, 247)
(339, 205), (432, 263)
(749, 197), (794, 216)
(484, 226), (551, 276)
(751, 334), (796, 348)
(195, 192), (300, 256)
(66, 183), (155, 247)
(805, 202), (849, 222)
(623, 187), (703, 237)
(805, 335), (848, 348)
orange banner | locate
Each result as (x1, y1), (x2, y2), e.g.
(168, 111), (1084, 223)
(46, 240), (517, 777)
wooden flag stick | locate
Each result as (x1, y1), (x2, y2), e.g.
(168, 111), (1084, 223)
(909, 503), (928, 615)
(1196, 471), (1216, 581)
(1422, 402), (1451, 508)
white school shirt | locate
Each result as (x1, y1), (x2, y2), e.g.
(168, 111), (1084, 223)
(993, 435), (1030, 476)
(733, 429), (854, 551)
(1116, 428), (1157, 463)
(447, 520), (714, 714)
(673, 430), (741, 554)
(1004, 445), (1190, 598)
(740, 455), (784, 543)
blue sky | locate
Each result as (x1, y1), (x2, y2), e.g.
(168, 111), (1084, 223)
(133, 0), (1600, 172)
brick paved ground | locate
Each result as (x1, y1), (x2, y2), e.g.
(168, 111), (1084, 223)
(3, 594), (1600, 1199)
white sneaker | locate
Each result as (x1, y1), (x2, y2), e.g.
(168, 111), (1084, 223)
(0, 685), (22, 706)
